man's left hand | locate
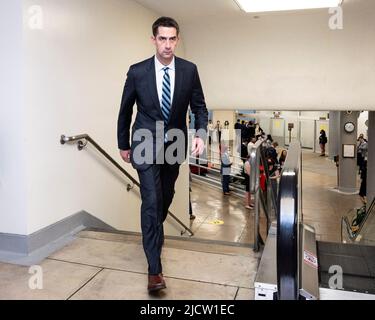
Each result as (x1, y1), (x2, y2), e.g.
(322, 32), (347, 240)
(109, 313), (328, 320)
(191, 137), (205, 156)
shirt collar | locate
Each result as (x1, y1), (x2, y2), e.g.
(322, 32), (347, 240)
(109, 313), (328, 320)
(154, 55), (175, 72)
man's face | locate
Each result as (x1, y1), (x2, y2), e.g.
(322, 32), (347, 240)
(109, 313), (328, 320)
(152, 27), (179, 63)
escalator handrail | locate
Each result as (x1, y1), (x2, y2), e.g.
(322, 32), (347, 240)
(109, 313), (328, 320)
(276, 141), (302, 300)
(60, 134), (194, 236)
(341, 197), (375, 242)
(341, 216), (355, 241)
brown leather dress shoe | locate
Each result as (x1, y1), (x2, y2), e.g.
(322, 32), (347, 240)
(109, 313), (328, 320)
(147, 274), (166, 292)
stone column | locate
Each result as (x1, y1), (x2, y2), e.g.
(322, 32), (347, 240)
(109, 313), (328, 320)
(338, 111), (359, 193)
(329, 111), (340, 160)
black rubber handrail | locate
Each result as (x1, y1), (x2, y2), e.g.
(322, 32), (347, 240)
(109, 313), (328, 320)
(60, 134), (194, 236)
(341, 197), (375, 242)
(259, 188), (271, 235)
(276, 141), (302, 300)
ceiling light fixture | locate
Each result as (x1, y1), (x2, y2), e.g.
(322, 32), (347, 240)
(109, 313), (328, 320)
(234, 0), (343, 13)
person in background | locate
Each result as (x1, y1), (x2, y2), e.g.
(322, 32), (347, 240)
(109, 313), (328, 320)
(234, 119), (242, 130)
(257, 128), (266, 141)
(357, 133), (367, 142)
(359, 160), (367, 204)
(267, 158), (280, 198)
(234, 119), (242, 155)
(357, 135), (368, 171)
(265, 141), (279, 164)
(248, 121), (256, 139)
(208, 120), (214, 145)
(240, 120), (247, 140)
(278, 149), (287, 169)
(255, 123), (264, 139)
(241, 138), (249, 163)
(220, 143), (232, 195)
(247, 136), (257, 156)
(241, 121), (248, 141)
(244, 155), (254, 209)
(319, 130), (328, 157)
(266, 134), (273, 147)
(215, 120), (222, 143)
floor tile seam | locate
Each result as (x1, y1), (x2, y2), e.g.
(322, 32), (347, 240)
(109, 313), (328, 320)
(233, 287), (240, 300)
(66, 268), (105, 300)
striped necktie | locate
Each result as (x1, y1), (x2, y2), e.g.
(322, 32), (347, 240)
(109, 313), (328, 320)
(161, 67), (171, 124)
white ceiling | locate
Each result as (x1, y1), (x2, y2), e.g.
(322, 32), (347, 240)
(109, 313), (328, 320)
(134, 0), (359, 24)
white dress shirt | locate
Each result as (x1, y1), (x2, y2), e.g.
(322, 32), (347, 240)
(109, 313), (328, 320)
(155, 55), (175, 108)
(247, 141), (256, 156)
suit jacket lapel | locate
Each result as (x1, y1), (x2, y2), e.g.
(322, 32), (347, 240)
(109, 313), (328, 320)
(147, 58), (163, 119)
(169, 57), (184, 123)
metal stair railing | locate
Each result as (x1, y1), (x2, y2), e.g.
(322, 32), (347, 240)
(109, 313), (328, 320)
(60, 134), (194, 236)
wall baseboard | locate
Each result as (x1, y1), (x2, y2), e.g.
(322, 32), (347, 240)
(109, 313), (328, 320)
(0, 211), (116, 266)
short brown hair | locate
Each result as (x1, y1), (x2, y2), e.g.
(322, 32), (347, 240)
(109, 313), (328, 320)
(152, 17), (180, 37)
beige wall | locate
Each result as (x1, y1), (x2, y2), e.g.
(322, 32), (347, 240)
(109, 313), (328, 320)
(183, 0), (375, 110)
(18, 0), (188, 235)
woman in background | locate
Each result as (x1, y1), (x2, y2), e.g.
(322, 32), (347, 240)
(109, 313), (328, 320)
(279, 150), (287, 169)
(220, 144), (232, 195)
(267, 158), (280, 198)
(319, 130), (328, 157)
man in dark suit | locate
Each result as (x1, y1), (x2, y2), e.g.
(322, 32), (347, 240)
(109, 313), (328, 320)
(234, 119), (241, 130)
(117, 17), (208, 293)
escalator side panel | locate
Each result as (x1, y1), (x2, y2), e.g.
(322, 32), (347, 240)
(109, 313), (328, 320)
(317, 241), (375, 295)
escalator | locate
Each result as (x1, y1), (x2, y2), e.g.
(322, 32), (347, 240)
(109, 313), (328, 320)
(255, 141), (375, 300)
(341, 198), (375, 245)
(318, 240), (375, 299)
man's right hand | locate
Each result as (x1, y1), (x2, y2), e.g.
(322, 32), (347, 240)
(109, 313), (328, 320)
(120, 149), (131, 163)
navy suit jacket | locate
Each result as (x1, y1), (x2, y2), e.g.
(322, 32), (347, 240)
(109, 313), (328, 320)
(117, 56), (208, 170)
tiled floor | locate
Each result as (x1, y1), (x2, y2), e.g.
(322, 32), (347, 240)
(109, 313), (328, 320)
(301, 151), (363, 242)
(189, 181), (268, 244)
(0, 231), (258, 300)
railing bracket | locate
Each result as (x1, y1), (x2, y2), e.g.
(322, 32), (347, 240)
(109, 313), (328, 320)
(77, 139), (87, 151)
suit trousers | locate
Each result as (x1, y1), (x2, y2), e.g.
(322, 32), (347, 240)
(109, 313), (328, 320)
(137, 163), (180, 275)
